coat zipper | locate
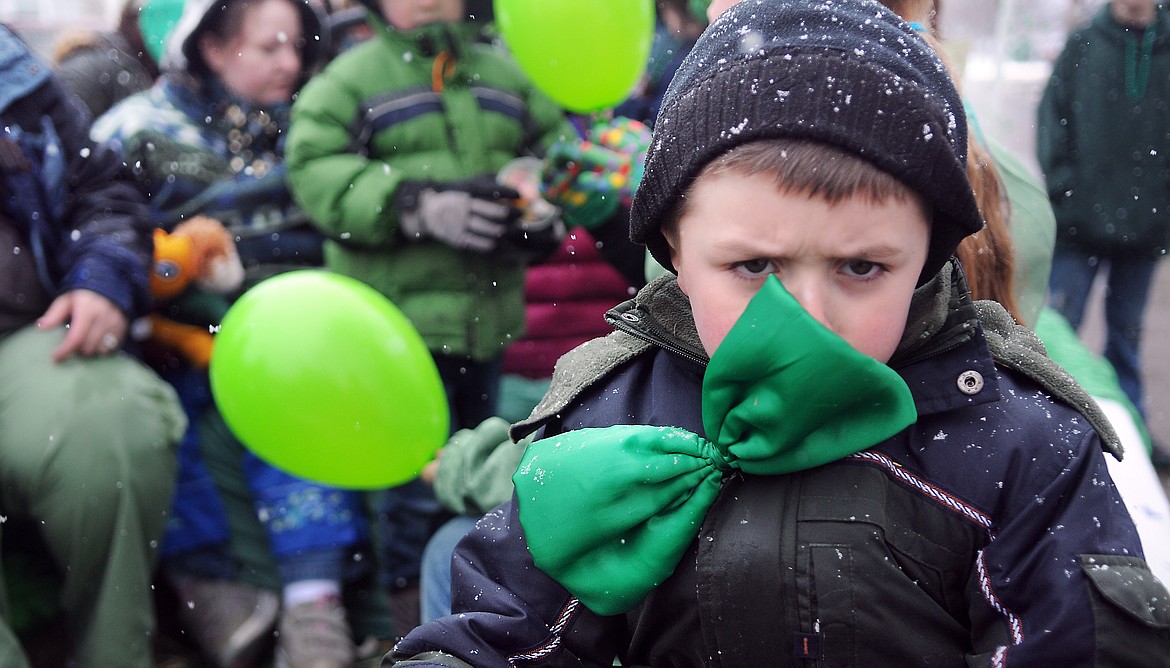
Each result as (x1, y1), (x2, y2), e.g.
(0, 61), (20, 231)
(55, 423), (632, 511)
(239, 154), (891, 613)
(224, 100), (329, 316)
(605, 310), (709, 367)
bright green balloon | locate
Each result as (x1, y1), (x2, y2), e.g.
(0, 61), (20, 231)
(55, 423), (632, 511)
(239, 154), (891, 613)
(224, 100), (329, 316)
(210, 270), (448, 489)
(494, 0), (655, 113)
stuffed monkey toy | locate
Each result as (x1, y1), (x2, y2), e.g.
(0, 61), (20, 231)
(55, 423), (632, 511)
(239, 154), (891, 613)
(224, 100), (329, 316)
(133, 216), (244, 368)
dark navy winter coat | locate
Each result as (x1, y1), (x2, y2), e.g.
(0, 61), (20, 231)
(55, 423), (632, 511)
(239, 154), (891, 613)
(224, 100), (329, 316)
(390, 267), (1170, 667)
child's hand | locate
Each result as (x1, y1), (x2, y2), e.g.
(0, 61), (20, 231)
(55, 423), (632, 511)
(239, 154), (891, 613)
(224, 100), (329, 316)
(420, 448), (444, 485)
(397, 178), (523, 253)
(38, 289), (128, 362)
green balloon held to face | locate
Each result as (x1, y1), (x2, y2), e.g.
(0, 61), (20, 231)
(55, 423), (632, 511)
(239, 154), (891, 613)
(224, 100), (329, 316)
(209, 270), (449, 490)
(138, 0), (185, 64)
(494, 0), (655, 113)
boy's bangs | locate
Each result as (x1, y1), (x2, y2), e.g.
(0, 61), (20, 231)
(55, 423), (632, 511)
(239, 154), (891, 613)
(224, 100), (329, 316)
(700, 139), (921, 208)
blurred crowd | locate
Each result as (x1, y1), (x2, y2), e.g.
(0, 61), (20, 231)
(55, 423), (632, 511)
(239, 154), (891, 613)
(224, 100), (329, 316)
(0, 0), (1168, 666)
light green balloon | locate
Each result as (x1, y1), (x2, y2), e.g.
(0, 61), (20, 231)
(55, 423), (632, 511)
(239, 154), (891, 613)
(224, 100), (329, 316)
(494, 0), (655, 113)
(210, 270), (449, 490)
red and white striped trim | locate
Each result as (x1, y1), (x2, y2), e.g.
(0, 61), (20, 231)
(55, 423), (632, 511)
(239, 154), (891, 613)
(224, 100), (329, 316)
(848, 451), (994, 530)
(508, 597), (582, 665)
(977, 550), (1025, 645)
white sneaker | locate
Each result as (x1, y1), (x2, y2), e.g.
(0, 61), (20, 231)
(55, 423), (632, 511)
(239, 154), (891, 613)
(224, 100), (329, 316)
(275, 595), (356, 668)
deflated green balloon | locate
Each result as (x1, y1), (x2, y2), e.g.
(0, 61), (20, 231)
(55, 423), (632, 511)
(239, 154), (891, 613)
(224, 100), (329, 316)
(494, 0), (655, 113)
(514, 275), (917, 614)
(210, 270), (448, 489)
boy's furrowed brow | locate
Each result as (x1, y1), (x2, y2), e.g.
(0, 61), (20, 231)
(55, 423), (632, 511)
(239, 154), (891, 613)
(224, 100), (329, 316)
(835, 245), (908, 261)
(708, 239), (909, 260)
(708, 238), (781, 258)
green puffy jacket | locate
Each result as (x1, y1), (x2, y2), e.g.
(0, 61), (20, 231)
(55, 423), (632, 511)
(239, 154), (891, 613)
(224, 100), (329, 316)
(286, 19), (572, 360)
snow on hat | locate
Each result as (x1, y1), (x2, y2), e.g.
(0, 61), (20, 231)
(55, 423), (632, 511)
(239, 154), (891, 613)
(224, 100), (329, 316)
(630, 0), (984, 282)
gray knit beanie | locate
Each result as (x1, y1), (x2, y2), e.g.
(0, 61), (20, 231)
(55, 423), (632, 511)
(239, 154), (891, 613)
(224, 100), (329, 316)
(630, 0), (984, 282)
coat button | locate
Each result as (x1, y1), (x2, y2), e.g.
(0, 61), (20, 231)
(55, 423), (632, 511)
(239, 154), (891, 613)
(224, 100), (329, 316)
(957, 370), (984, 395)
(620, 311), (641, 323)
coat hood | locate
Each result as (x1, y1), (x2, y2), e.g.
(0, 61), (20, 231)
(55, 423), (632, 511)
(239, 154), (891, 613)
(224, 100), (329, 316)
(161, 0), (328, 78)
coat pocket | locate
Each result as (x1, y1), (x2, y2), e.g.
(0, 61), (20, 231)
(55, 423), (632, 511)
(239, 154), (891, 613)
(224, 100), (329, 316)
(1079, 554), (1170, 665)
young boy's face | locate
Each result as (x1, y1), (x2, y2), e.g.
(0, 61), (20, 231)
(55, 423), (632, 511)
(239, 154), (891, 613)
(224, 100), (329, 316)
(670, 171), (930, 363)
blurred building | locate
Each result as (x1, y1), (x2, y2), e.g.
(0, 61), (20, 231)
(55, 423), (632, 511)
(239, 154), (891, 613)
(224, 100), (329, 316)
(936, 0), (1109, 177)
(0, 0), (122, 59)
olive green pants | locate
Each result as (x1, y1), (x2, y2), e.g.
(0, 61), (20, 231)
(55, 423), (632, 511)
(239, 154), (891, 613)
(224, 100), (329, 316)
(0, 326), (185, 667)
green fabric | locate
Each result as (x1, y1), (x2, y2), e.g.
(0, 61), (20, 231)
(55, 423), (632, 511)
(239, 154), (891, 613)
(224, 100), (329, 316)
(513, 276), (916, 615)
(433, 417), (530, 516)
(1, 525), (60, 636)
(0, 326), (184, 666)
(286, 20), (574, 360)
(497, 374), (550, 424)
(138, 0), (184, 64)
(1124, 20), (1158, 102)
(964, 107), (1056, 326)
(1034, 307), (1151, 453)
(644, 249), (669, 285)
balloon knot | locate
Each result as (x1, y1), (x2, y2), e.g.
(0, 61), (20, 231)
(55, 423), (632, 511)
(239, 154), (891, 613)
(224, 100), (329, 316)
(703, 439), (736, 472)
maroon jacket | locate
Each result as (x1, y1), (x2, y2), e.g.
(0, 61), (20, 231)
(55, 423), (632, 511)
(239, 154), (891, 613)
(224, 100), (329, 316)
(502, 226), (634, 379)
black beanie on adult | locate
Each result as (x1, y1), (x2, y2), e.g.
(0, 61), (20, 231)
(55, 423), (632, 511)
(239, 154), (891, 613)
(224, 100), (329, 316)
(629, 0), (985, 282)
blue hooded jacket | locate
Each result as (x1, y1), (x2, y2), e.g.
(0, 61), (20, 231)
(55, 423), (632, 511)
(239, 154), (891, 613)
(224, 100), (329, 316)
(0, 24), (152, 319)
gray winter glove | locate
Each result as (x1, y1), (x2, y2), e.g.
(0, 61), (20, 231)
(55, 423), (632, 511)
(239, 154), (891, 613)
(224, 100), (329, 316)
(397, 177), (522, 253)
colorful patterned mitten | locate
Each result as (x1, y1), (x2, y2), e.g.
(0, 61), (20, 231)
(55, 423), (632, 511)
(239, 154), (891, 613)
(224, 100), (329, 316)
(540, 117), (652, 229)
